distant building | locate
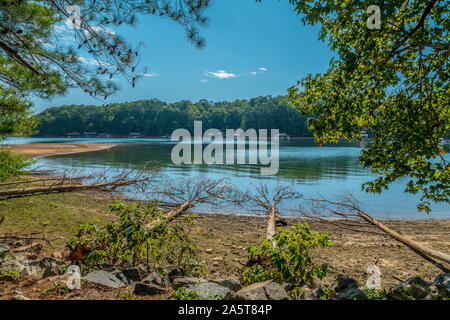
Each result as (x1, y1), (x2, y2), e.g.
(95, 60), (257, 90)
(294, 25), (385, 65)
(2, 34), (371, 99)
(128, 132), (142, 138)
(67, 131), (80, 138)
(98, 133), (112, 138)
(84, 132), (97, 138)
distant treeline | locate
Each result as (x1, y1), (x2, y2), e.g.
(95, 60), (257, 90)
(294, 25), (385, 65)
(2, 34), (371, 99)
(36, 95), (313, 137)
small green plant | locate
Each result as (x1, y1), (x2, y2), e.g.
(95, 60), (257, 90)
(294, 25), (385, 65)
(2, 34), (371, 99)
(0, 269), (21, 282)
(117, 290), (135, 300)
(39, 288), (49, 298)
(318, 282), (333, 300)
(364, 287), (388, 300)
(69, 202), (203, 275)
(39, 282), (68, 298)
(414, 264), (432, 278)
(171, 287), (202, 300)
(242, 223), (332, 288)
(170, 286), (223, 300)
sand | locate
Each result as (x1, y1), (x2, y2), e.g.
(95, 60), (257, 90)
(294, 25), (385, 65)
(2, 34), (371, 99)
(9, 143), (117, 157)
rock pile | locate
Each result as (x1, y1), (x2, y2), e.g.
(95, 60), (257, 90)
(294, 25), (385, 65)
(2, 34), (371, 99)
(1, 241), (449, 300)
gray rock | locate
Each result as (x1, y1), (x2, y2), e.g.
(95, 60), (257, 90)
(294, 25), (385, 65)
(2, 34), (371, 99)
(0, 244), (9, 259)
(212, 278), (242, 292)
(28, 257), (66, 279)
(83, 270), (125, 289)
(434, 273), (450, 298)
(236, 280), (289, 300)
(121, 267), (141, 282)
(134, 282), (165, 295)
(303, 287), (325, 300)
(185, 282), (233, 300)
(236, 281), (270, 300)
(167, 268), (184, 280)
(143, 270), (169, 288)
(334, 275), (367, 300)
(12, 253), (28, 262)
(0, 256), (28, 275)
(11, 295), (30, 300)
(113, 271), (133, 285)
(389, 277), (439, 300)
(172, 277), (207, 289)
(263, 282), (290, 300)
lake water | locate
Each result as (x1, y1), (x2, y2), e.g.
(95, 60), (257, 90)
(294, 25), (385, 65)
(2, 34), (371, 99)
(6, 137), (450, 219)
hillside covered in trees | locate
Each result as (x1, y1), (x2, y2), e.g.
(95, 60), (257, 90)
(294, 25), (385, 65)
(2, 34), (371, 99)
(36, 96), (312, 137)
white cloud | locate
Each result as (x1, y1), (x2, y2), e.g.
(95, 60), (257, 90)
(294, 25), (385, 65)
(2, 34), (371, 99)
(204, 70), (236, 79)
(250, 71), (257, 75)
(200, 79), (208, 83)
(259, 67), (268, 71)
(143, 73), (159, 77)
(90, 25), (115, 36)
(78, 56), (99, 66)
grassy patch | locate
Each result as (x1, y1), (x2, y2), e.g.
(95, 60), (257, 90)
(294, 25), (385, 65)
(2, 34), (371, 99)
(0, 186), (115, 253)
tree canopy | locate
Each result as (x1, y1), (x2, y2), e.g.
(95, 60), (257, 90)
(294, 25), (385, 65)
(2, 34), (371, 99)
(286, 0), (449, 212)
(0, 0), (210, 135)
(37, 96), (312, 137)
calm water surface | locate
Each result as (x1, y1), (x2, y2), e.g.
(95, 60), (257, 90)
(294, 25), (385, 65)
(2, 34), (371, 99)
(6, 137), (450, 219)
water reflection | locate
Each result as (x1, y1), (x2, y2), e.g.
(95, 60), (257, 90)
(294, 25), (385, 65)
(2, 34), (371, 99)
(8, 137), (449, 219)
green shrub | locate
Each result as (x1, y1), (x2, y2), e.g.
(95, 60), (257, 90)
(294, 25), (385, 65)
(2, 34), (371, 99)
(242, 222), (332, 288)
(69, 201), (203, 275)
(0, 146), (34, 182)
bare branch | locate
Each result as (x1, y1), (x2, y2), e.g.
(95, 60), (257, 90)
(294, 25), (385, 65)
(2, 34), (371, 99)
(295, 193), (450, 268)
(240, 183), (302, 246)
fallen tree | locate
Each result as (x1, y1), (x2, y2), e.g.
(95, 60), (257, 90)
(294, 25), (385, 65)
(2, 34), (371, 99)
(241, 183), (301, 246)
(0, 168), (154, 200)
(296, 193), (450, 269)
(144, 177), (233, 229)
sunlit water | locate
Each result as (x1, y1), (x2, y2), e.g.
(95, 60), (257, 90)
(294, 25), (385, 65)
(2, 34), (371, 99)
(6, 137), (450, 219)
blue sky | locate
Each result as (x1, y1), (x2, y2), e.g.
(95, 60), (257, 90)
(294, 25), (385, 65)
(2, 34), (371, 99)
(33, 0), (333, 112)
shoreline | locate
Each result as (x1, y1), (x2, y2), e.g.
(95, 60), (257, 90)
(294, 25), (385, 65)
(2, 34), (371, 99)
(24, 135), (317, 139)
(0, 175), (448, 297)
(9, 143), (118, 158)
(8, 142), (449, 219)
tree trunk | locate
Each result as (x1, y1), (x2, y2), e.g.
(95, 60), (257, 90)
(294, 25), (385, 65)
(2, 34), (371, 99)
(145, 201), (192, 230)
(267, 204), (276, 247)
(358, 210), (450, 264)
(0, 180), (136, 199)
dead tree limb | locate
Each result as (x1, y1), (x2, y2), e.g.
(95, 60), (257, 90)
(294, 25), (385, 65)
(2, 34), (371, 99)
(241, 183), (301, 247)
(0, 177), (84, 187)
(0, 168), (155, 201)
(145, 177), (233, 229)
(0, 218), (54, 247)
(296, 193), (450, 269)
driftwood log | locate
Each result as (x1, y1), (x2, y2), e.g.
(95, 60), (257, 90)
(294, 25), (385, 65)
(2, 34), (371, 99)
(297, 196), (450, 267)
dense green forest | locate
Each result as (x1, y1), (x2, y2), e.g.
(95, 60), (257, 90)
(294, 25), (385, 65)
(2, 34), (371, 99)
(36, 96), (313, 137)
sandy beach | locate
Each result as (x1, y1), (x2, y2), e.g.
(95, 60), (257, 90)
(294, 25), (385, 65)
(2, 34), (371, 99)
(9, 143), (117, 157)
